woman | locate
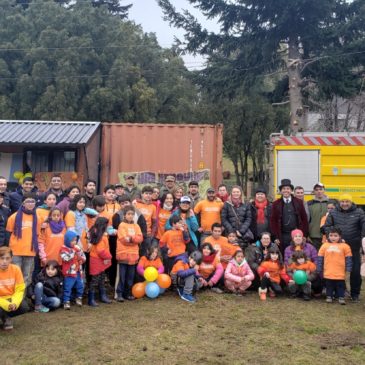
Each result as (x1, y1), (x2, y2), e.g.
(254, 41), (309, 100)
(155, 192), (175, 242)
(36, 192), (57, 226)
(221, 186), (252, 248)
(172, 185), (184, 206)
(56, 185), (81, 217)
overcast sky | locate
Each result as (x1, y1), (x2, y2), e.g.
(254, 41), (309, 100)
(128, 0), (220, 69)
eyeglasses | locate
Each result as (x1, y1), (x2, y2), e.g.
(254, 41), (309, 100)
(24, 199), (36, 204)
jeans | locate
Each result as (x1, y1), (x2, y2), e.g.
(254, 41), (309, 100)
(116, 264), (136, 298)
(12, 256), (34, 288)
(63, 273), (84, 302)
(350, 250), (362, 298)
(326, 279), (345, 298)
(34, 282), (61, 309)
(171, 274), (198, 295)
(260, 276), (283, 294)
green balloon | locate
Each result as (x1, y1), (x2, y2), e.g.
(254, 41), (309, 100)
(293, 270), (307, 285)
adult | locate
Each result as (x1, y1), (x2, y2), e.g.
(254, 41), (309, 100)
(0, 192), (11, 247)
(9, 177), (39, 213)
(216, 184), (229, 203)
(172, 185), (184, 205)
(159, 175), (176, 198)
(307, 182), (329, 249)
(103, 184), (121, 219)
(323, 194), (365, 302)
(187, 181), (202, 209)
(36, 192), (57, 225)
(194, 187), (224, 243)
(41, 174), (64, 205)
(124, 174), (141, 202)
(270, 179), (308, 253)
(294, 186), (310, 222)
(115, 183), (125, 201)
(221, 186), (252, 248)
(249, 187), (272, 242)
(0, 176), (10, 207)
(56, 185), (81, 217)
(84, 179), (97, 208)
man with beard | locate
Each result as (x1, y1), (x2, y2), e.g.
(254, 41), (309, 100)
(84, 179), (97, 208)
(41, 174), (65, 205)
(187, 181), (202, 209)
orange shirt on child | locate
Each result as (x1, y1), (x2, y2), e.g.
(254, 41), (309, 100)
(198, 255), (221, 279)
(160, 229), (188, 257)
(171, 260), (190, 275)
(38, 225), (66, 265)
(156, 208), (172, 240)
(0, 264), (25, 311)
(287, 261), (316, 273)
(117, 222), (143, 264)
(194, 200), (223, 232)
(135, 202), (156, 236)
(258, 260), (288, 284)
(138, 256), (163, 270)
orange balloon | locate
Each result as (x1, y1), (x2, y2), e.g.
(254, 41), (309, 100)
(132, 282), (146, 299)
(156, 274), (172, 289)
(71, 172), (78, 181)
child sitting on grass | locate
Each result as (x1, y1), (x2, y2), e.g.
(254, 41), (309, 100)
(257, 246), (289, 301)
(317, 227), (352, 305)
(0, 247), (28, 331)
(137, 244), (164, 280)
(60, 231), (86, 310)
(170, 251), (202, 303)
(224, 249), (254, 294)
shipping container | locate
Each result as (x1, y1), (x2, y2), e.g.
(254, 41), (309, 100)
(100, 123), (223, 190)
(269, 132), (365, 205)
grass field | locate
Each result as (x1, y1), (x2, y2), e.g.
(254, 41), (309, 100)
(1, 291), (364, 365)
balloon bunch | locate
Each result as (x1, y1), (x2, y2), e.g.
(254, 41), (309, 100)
(13, 171), (32, 184)
(132, 267), (171, 299)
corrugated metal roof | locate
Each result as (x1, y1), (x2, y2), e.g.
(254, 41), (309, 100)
(0, 120), (100, 144)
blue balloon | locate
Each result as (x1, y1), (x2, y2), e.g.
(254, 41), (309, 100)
(159, 287), (165, 295)
(145, 282), (160, 299)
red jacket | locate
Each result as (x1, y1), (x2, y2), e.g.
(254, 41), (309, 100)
(89, 235), (112, 276)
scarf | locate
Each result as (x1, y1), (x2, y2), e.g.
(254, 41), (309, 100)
(74, 210), (87, 236)
(255, 199), (268, 224)
(202, 252), (216, 264)
(49, 220), (66, 234)
(163, 203), (173, 211)
(216, 193), (229, 203)
(14, 206), (38, 253)
(38, 204), (50, 210)
(230, 196), (242, 208)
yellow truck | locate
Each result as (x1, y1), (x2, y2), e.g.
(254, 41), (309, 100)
(268, 132), (365, 205)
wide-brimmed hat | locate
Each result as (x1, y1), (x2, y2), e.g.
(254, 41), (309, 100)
(279, 179), (294, 191)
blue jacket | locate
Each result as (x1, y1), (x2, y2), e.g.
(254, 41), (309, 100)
(174, 253), (200, 279)
(165, 209), (199, 247)
(9, 186), (41, 213)
(0, 204), (11, 246)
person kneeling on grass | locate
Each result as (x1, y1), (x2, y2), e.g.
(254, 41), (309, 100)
(0, 246), (29, 331)
(28, 260), (63, 312)
(224, 249), (254, 295)
(170, 251), (202, 303)
(198, 242), (224, 293)
(257, 246), (290, 301)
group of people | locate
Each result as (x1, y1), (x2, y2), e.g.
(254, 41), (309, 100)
(0, 173), (364, 331)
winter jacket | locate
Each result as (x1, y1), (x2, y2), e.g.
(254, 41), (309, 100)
(323, 203), (365, 250)
(0, 204), (10, 246)
(9, 186), (40, 213)
(245, 241), (278, 271)
(308, 196), (329, 239)
(170, 253), (200, 279)
(284, 242), (318, 266)
(56, 196), (72, 217)
(198, 253), (224, 284)
(165, 209), (199, 247)
(270, 196), (309, 242)
(60, 245), (86, 277)
(224, 258), (254, 283)
(287, 261), (317, 281)
(257, 260), (290, 284)
(89, 234), (112, 276)
(28, 270), (63, 299)
(221, 201), (252, 238)
(249, 201), (272, 241)
(124, 186), (141, 202)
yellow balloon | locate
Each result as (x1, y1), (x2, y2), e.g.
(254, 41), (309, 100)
(19, 177), (24, 184)
(13, 171), (23, 180)
(24, 172), (33, 178)
(144, 266), (158, 282)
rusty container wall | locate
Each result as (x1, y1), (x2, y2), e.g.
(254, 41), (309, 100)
(100, 123), (223, 188)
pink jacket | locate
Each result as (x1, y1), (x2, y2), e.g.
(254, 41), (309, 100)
(224, 259), (254, 283)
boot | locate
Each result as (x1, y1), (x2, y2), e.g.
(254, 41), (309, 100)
(99, 286), (112, 304)
(88, 291), (98, 307)
(258, 288), (267, 301)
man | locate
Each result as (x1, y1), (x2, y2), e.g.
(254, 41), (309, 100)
(216, 184), (229, 203)
(187, 180), (202, 209)
(115, 183), (125, 201)
(84, 179), (97, 208)
(103, 184), (121, 219)
(9, 177), (39, 213)
(194, 187), (224, 243)
(41, 173), (64, 205)
(124, 174), (141, 202)
(159, 175), (176, 198)
(270, 179), (308, 253)
(294, 186), (310, 222)
(307, 182), (329, 249)
(0, 193), (11, 247)
(323, 194), (365, 302)
(0, 176), (10, 207)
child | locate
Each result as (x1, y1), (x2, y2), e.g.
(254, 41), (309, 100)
(38, 207), (66, 266)
(198, 242), (224, 293)
(287, 251), (317, 301)
(36, 192), (57, 226)
(137, 244), (164, 279)
(88, 217), (112, 307)
(224, 249), (254, 294)
(317, 227), (352, 305)
(103, 185), (121, 223)
(257, 246), (290, 300)
(0, 247), (28, 331)
(160, 215), (190, 274)
(28, 260), (63, 312)
(116, 206), (143, 302)
(170, 251), (202, 303)
(60, 230), (86, 309)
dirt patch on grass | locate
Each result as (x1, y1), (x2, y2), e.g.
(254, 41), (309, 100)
(318, 332), (365, 350)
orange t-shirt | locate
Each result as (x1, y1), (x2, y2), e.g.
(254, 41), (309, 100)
(258, 261), (287, 284)
(38, 225), (66, 265)
(318, 242), (352, 280)
(138, 256), (163, 270)
(194, 200), (223, 232)
(135, 202), (156, 236)
(0, 264), (24, 297)
(36, 208), (51, 225)
(156, 208), (172, 239)
(87, 210), (111, 229)
(105, 203), (121, 221)
(117, 222), (143, 264)
(6, 212), (41, 257)
(160, 229), (188, 257)
(171, 260), (190, 275)
(287, 261), (316, 273)
(204, 235), (240, 269)
(198, 255), (221, 279)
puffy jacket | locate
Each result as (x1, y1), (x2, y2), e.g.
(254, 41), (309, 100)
(221, 201), (252, 237)
(284, 242), (318, 266)
(308, 197), (329, 239)
(27, 270), (63, 299)
(0, 204), (11, 246)
(171, 253), (200, 279)
(323, 204), (365, 250)
(245, 241), (278, 271)
(224, 258), (254, 283)
(9, 186), (40, 213)
(249, 201), (272, 241)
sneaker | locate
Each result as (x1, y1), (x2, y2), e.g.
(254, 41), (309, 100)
(75, 297), (83, 307)
(126, 295), (135, 301)
(210, 287), (223, 294)
(303, 294), (311, 301)
(326, 296), (333, 303)
(180, 293), (196, 303)
(177, 287), (184, 298)
(34, 305), (50, 313)
(351, 296), (359, 303)
(268, 289), (276, 298)
(116, 296), (125, 302)
(64, 301), (71, 310)
(3, 317), (13, 331)
(338, 297), (346, 305)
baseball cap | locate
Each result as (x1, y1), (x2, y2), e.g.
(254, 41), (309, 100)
(313, 182), (325, 189)
(126, 173), (135, 179)
(180, 196), (191, 204)
(115, 183), (123, 188)
(188, 180), (199, 187)
(165, 175), (175, 182)
(206, 187), (215, 193)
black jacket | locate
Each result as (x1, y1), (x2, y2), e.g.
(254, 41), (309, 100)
(28, 270), (63, 299)
(221, 201), (252, 236)
(0, 204), (11, 246)
(245, 242), (278, 271)
(323, 203), (365, 250)
(249, 201), (272, 241)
